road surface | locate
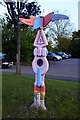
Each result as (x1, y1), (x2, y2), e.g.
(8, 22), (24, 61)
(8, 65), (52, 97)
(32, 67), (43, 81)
(1, 59), (80, 82)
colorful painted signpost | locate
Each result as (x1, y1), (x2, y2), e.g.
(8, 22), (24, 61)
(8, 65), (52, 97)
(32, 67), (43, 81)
(19, 12), (69, 110)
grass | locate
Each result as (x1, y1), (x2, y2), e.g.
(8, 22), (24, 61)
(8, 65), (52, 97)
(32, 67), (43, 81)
(2, 74), (80, 119)
(0, 74), (2, 120)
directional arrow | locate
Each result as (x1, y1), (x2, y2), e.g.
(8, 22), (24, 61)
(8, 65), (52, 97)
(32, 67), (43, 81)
(19, 12), (69, 30)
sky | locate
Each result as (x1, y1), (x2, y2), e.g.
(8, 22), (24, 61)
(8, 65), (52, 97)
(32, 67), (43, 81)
(35, 0), (79, 30)
(0, 0), (79, 30)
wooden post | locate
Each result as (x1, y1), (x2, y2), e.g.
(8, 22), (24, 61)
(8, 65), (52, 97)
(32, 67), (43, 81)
(16, 23), (21, 75)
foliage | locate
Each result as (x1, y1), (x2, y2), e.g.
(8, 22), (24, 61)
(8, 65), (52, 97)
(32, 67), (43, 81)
(44, 33), (53, 52)
(46, 40), (54, 52)
(45, 17), (74, 52)
(2, 23), (16, 61)
(20, 27), (37, 64)
(3, 0), (41, 74)
(46, 19), (74, 40)
(4, 0), (41, 26)
(2, 74), (79, 118)
(2, 21), (38, 64)
(2, 0), (41, 65)
(68, 30), (80, 58)
(55, 36), (71, 52)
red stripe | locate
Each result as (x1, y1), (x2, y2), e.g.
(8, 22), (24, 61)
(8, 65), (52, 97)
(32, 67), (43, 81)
(34, 85), (45, 92)
(43, 12), (53, 27)
(19, 18), (34, 26)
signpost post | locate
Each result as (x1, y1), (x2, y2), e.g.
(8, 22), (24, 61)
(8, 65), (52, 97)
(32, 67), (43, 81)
(19, 12), (69, 110)
(32, 28), (49, 110)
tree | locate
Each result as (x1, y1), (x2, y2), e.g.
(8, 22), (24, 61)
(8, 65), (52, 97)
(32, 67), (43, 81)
(45, 17), (74, 51)
(0, 19), (2, 51)
(2, 21), (37, 64)
(54, 36), (71, 52)
(46, 18), (74, 38)
(68, 30), (80, 58)
(3, 0), (41, 74)
(2, 18), (16, 61)
(20, 27), (37, 65)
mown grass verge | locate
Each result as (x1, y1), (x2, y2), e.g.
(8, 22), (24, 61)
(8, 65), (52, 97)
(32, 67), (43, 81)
(2, 74), (80, 119)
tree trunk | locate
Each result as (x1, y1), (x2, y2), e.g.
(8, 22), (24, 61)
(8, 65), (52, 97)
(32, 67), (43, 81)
(16, 23), (21, 75)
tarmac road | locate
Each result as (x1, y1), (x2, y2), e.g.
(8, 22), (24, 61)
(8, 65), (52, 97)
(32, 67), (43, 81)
(1, 58), (80, 82)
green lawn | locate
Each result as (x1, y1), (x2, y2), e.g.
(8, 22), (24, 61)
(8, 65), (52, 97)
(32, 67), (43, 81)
(2, 74), (80, 119)
(0, 74), (2, 120)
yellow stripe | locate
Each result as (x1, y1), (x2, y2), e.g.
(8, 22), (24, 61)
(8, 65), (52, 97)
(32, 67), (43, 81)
(41, 91), (45, 96)
(34, 90), (45, 96)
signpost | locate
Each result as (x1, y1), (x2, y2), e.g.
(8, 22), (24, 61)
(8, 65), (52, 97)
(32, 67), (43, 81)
(19, 12), (69, 110)
(32, 28), (49, 110)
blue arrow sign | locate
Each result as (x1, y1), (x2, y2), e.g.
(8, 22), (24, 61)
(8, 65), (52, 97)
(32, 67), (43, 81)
(52, 14), (69, 21)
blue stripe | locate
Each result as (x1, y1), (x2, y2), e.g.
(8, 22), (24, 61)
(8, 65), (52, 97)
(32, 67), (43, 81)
(37, 67), (41, 87)
(32, 16), (42, 30)
(46, 50), (48, 55)
(52, 14), (69, 21)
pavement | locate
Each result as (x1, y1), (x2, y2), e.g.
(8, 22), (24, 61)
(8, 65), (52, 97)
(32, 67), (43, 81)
(1, 58), (80, 82)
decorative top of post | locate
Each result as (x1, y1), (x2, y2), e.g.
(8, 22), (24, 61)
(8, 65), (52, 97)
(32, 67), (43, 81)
(19, 12), (69, 30)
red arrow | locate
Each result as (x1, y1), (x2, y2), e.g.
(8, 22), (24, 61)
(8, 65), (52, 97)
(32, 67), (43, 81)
(43, 12), (53, 27)
(19, 18), (34, 26)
